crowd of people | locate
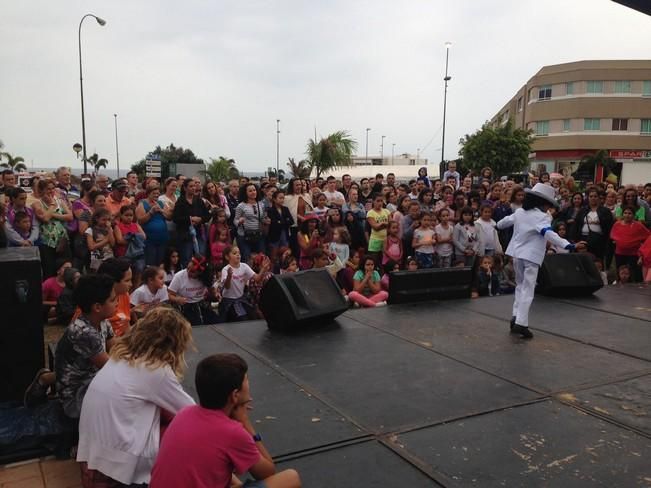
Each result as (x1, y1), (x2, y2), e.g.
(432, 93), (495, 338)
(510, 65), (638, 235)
(3, 162), (651, 486)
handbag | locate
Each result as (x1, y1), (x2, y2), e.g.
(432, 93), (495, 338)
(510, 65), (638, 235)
(125, 233), (146, 260)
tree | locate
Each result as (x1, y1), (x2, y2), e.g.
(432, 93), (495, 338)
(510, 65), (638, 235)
(88, 153), (108, 173)
(0, 151), (27, 172)
(286, 157), (312, 179)
(202, 156), (239, 182)
(459, 119), (535, 176)
(306, 130), (357, 179)
(576, 149), (618, 181)
(131, 143), (204, 179)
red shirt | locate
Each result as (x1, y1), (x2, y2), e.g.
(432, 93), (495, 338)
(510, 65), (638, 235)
(42, 277), (64, 303)
(610, 221), (651, 256)
(150, 406), (260, 488)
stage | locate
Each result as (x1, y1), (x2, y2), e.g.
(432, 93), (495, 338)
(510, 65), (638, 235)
(182, 285), (651, 487)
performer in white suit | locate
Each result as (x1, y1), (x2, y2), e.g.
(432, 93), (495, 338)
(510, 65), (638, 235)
(496, 183), (586, 338)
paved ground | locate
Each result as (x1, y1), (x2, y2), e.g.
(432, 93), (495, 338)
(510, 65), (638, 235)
(0, 459), (80, 488)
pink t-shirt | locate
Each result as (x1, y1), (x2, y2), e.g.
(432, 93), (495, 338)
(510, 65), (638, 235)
(42, 277), (64, 303)
(150, 406), (260, 488)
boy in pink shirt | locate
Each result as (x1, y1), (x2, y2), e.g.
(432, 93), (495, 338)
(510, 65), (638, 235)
(150, 354), (301, 488)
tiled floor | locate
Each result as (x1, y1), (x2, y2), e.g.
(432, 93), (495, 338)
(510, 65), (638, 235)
(0, 459), (81, 488)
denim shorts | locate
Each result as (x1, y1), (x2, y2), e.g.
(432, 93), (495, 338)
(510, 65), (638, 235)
(415, 251), (434, 269)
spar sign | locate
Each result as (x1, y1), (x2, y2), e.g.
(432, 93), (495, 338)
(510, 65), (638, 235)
(609, 150), (651, 159)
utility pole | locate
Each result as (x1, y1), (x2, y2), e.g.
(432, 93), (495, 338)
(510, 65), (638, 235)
(113, 113), (120, 177)
(441, 42), (452, 166)
(276, 119), (280, 177)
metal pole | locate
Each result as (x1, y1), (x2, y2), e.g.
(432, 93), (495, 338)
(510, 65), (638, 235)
(380, 135), (385, 161)
(392, 143), (395, 165)
(276, 119), (280, 177)
(78, 14), (106, 175)
(441, 42), (452, 166)
(365, 128), (371, 164)
(114, 113), (120, 178)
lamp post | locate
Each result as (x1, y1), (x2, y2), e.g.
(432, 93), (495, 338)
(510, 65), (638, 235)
(391, 143), (396, 165)
(365, 128), (371, 164)
(441, 41), (452, 166)
(380, 135), (386, 161)
(78, 14), (107, 175)
(113, 114), (120, 178)
(276, 119), (280, 177)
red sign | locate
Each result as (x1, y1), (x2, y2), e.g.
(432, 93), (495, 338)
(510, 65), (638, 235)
(609, 150), (651, 159)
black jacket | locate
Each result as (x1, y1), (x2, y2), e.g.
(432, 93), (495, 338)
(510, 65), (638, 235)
(173, 195), (210, 241)
(570, 206), (613, 241)
(266, 206), (294, 242)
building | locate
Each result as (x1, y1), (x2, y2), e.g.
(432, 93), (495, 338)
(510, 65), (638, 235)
(350, 153), (428, 166)
(491, 60), (651, 185)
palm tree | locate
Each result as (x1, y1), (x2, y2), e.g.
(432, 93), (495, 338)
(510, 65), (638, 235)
(286, 157), (312, 179)
(306, 130), (357, 179)
(0, 152), (27, 172)
(88, 153), (108, 174)
(201, 156), (239, 183)
(577, 149), (618, 180)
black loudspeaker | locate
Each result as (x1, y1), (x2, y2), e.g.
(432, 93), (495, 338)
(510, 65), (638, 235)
(0, 247), (44, 401)
(537, 253), (604, 297)
(388, 267), (473, 304)
(260, 269), (348, 332)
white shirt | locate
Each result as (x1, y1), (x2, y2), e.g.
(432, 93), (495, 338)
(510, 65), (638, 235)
(497, 207), (571, 265)
(476, 218), (497, 251)
(581, 210), (602, 235)
(220, 263), (255, 299)
(168, 269), (206, 303)
(77, 359), (195, 485)
(435, 223), (454, 257)
(323, 189), (345, 206)
(130, 284), (169, 306)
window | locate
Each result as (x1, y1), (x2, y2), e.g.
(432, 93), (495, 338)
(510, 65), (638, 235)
(538, 85), (552, 100)
(584, 118), (600, 131)
(535, 120), (550, 136)
(642, 119), (651, 134)
(563, 119), (571, 132)
(566, 82), (574, 95)
(586, 80), (603, 94)
(612, 118), (628, 131)
(614, 80), (631, 93)
(517, 97), (523, 112)
(643, 81), (651, 96)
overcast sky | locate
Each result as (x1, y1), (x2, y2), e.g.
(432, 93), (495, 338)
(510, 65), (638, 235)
(1, 0), (649, 173)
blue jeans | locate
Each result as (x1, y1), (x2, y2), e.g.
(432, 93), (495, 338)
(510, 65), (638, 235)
(179, 236), (207, 268)
(237, 235), (265, 264)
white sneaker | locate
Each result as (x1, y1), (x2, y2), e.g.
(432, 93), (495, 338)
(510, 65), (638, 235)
(374, 301), (387, 307)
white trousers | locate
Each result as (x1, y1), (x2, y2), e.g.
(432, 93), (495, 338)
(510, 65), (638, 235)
(512, 258), (539, 327)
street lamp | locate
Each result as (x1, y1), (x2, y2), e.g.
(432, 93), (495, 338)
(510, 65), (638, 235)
(365, 128), (371, 165)
(276, 119), (280, 177)
(78, 13), (107, 175)
(114, 114), (120, 178)
(441, 41), (452, 167)
(380, 135), (386, 160)
(391, 143), (396, 165)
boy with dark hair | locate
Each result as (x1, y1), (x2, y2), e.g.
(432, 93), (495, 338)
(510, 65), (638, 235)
(151, 353), (301, 488)
(24, 274), (117, 412)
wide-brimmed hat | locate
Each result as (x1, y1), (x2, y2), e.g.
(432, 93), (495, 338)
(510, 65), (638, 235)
(525, 183), (559, 208)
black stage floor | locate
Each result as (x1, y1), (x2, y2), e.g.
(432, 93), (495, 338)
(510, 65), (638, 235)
(182, 284), (651, 487)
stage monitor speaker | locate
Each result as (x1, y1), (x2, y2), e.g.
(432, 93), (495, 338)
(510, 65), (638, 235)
(260, 269), (348, 332)
(537, 253), (604, 297)
(0, 247), (44, 402)
(388, 267), (473, 304)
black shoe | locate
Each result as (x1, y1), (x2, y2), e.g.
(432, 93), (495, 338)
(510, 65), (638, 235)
(510, 316), (516, 332)
(24, 368), (50, 408)
(513, 324), (533, 339)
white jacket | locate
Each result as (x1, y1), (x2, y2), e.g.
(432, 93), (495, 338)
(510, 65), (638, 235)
(474, 218), (503, 255)
(496, 207), (573, 265)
